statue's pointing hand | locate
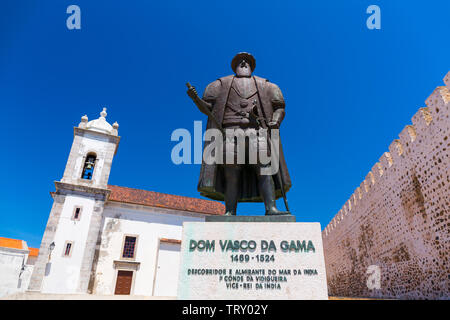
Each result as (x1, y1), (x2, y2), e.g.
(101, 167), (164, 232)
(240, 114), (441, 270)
(187, 85), (198, 101)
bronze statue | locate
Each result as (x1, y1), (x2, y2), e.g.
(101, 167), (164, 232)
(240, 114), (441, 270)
(187, 52), (291, 216)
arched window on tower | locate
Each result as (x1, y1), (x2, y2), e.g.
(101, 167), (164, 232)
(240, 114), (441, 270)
(81, 153), (96, 180)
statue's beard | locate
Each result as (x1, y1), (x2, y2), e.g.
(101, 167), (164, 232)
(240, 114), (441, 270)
(235, 67), (252, 77)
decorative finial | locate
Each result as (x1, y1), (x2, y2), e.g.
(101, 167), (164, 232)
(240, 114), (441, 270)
(112, 122), (119, 129)
(100, 107), (107, 118)
(79, 114), (88, 128)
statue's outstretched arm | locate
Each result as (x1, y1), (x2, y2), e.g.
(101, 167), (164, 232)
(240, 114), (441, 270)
(186, 84), (213, 116)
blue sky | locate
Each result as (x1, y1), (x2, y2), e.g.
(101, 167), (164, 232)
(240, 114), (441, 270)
(0, 0), (449, 248)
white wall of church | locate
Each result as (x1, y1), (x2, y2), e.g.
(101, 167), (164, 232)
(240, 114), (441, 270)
(41, 195), (96, 294)
(93, 203), (205, 297)
(153, 242), (181, 297)
(0, 248), (34, 298)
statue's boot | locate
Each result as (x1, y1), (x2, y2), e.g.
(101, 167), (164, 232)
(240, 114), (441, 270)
(265, 201), (289, 216)
(224, 193), (238, 216)
(224, 210), (236, 216)
(224, 165), (240, 216)
(259, 174), (290, 216)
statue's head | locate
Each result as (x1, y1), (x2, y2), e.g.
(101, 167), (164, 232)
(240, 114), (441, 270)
(231, 52), (256, 77)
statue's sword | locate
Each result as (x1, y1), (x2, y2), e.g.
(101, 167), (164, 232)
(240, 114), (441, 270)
(186, 82), (225, 135)
(250, 78), (290, 213)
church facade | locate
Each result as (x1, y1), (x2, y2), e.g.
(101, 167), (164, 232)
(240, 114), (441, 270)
(27, 109), (224, 297)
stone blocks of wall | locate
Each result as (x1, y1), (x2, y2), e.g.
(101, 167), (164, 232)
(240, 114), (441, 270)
(28, 194), (66, 291)
(77, 199), (106, 293)
(322, 72), (450, 299)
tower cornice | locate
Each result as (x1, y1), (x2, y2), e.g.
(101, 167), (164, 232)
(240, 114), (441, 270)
(54, 181), (111, 201)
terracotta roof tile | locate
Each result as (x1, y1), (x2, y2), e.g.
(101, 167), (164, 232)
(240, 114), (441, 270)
(28, 247), (39, 257)
(107, 185), (224, 216)
(0, 237), (23, 250)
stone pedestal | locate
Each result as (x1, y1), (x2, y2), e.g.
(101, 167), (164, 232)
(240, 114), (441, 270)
(177, 219), (328, 300)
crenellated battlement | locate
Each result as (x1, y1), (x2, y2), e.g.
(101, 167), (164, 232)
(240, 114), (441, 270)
(321, 71), (450, 299)
(323, 72), (450, 239)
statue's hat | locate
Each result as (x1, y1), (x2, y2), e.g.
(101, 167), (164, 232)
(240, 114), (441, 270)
(231, 52), (256, 72)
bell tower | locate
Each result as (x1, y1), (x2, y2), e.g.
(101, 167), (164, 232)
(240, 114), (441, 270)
(28, 108), (120, 294)
(61, 107), (119, 188)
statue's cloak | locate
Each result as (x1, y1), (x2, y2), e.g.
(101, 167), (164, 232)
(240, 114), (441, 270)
(198, 75), (292, 202)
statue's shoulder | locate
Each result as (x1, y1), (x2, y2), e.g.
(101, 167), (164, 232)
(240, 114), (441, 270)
(253, 75), (284, 103)
(203, 75), (233, 100)
(253, 75), (269, 83)
(205, 75), (233, 88)
(217, 75), (234, 85)
(255, 75), (279, 91)
(254, 75), (281, 90)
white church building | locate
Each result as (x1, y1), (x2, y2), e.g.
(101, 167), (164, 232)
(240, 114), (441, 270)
(25, 108), (224, 298)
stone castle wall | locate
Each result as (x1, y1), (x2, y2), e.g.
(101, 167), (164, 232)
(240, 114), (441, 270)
(322, 72), (450, 299)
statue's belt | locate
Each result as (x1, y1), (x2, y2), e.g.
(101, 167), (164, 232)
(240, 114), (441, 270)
(225, 102), (268, 128)
(225, 103), (250, 118)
